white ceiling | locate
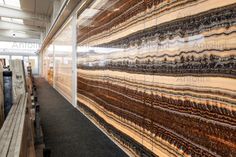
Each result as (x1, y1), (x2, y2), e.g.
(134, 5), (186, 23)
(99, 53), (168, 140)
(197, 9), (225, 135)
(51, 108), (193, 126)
(0, 0), (56, 43)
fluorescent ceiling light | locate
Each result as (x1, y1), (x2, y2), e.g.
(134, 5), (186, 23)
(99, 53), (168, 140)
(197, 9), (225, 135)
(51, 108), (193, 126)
(4, 0), (21, 7)
(1, 17), (23, 24)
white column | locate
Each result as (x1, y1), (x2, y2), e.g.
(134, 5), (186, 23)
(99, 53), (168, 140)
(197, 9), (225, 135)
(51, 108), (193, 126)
(38, 51), (42, 76)
(71, 14), (77, 108)
(53, 44), (56, 88)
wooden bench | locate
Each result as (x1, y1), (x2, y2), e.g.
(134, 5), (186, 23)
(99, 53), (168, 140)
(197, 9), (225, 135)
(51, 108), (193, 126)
(0, 93), (30, 157)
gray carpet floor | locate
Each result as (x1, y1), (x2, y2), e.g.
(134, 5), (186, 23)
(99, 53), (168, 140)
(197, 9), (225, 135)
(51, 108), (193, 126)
(35, 78), (128, 157)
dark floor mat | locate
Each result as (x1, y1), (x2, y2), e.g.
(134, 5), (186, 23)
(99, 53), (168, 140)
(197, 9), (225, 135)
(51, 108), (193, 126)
(35, 77), (128, 157)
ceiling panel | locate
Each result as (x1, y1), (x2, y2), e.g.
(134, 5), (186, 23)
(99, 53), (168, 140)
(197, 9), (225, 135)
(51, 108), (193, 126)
(20, 0), (35, 12)
(20, 0), (54, 15)
(36, 0), (54, 15)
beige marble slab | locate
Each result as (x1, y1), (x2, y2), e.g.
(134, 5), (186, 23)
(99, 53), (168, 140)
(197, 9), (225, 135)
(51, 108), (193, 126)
(10, 60), (26, 104)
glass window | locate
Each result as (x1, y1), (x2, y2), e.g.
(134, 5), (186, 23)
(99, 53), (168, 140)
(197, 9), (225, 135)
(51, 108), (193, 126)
(42, 19), (73, 102)
(11, 56), (23, 60)
(43, 45), (54, 84)
(53, 20), (73, 102)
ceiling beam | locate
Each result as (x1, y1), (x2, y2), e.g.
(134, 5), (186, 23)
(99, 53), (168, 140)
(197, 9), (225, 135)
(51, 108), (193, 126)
(0, 51), (38, 56)
(0, 29), (41, 36)
(23, 21), (47, 28)
(0, 20), (44, 32)
(0, 36), (41, 43)
(0, 5), (50, 23)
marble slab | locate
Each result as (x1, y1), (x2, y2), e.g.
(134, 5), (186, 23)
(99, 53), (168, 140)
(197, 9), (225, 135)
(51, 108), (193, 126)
(10, 60), (26, 104)
(77, 1), (236, 156)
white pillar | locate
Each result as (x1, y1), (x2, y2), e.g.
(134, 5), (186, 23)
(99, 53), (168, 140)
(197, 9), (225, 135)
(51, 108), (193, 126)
(71, 14), (77, 108)
(53, 44), (56, 88)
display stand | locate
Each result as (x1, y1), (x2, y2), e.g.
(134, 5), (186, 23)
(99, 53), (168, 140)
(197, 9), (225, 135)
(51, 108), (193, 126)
(0, 60), (37, 157)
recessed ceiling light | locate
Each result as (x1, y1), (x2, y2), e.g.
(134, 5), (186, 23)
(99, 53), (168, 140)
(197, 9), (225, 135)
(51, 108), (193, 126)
(1, 17), (23, 24)
(3, 0), (21, 8)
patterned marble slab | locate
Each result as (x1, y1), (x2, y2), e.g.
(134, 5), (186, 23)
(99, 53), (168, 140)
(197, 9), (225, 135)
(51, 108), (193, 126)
(76, 0), (236, 156)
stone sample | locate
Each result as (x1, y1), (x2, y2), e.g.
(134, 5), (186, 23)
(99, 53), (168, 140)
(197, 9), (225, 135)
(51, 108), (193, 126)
(10, 60), (26, 104)
(77, 0), (236, 156)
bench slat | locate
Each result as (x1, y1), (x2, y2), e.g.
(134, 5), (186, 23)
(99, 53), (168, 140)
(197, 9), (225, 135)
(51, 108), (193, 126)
(0, 96), (21, 140)
(0, 95), (24, 157)
(9, 94), (28, 157)
(0, 104), (19, 155)
(0, 93), (29, 157)
(8, 94), (27, 157)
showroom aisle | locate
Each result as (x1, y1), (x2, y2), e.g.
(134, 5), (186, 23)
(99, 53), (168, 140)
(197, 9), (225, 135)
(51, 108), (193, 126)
(35, 78), (128, 157)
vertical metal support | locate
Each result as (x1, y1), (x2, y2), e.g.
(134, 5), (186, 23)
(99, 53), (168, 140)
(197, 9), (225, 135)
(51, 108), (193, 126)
(72, 15), (77, 108)
(53, 44), (56, 88)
